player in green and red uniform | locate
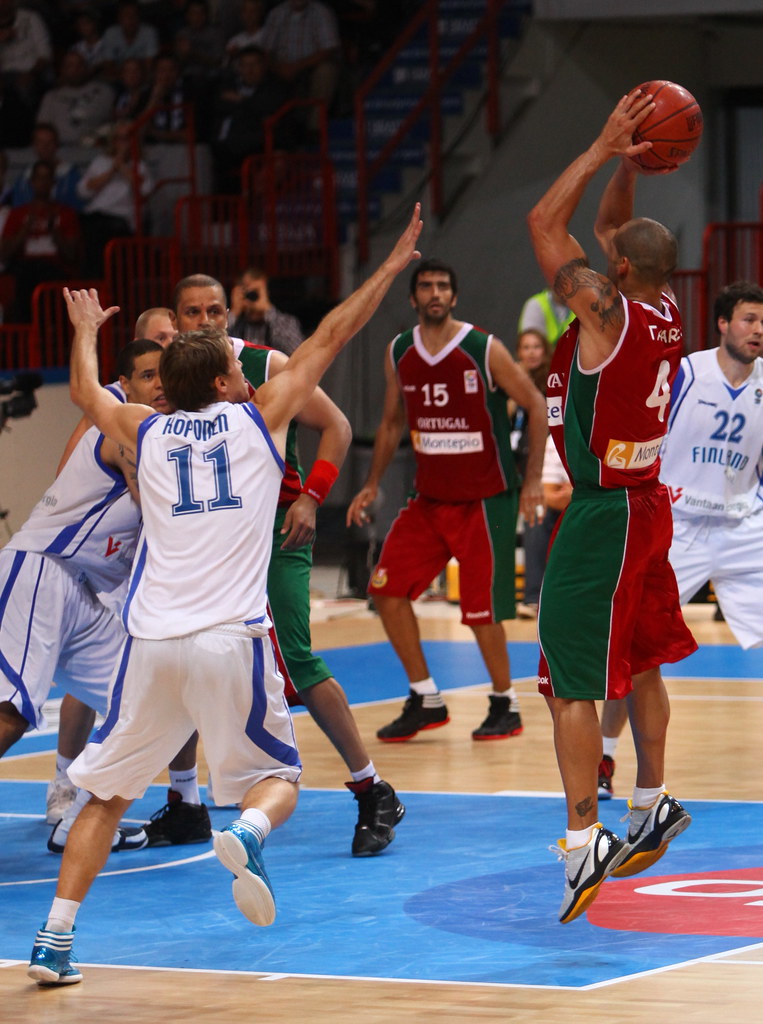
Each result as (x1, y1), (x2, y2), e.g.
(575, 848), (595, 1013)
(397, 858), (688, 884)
(528, 89), (697, 924)
(347, 259), (547, 741)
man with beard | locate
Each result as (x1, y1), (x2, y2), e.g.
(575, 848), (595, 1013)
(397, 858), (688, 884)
(347, 259), (547, 741)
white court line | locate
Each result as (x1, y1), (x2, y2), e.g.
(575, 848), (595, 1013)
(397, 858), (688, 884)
(3, 942), (763, 992)
(2, 783), (761, 806)
(0, 847), (217, 887)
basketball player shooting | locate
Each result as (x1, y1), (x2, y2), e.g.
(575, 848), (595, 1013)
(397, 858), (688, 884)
(526, 89), (697, 924)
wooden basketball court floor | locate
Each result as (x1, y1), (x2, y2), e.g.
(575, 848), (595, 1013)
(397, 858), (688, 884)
(1, 594), (761, 1023)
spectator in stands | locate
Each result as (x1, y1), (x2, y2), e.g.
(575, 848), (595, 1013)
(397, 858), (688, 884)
(11, 123), (82, 211)
(517, 285), (574, 350)
(329, 1), (408, 117)
(100, 0), (159, 83)
(77, 120), (153, 278)
(70, 6), (107, 79)
(174, 0), (225, 82)
(0, 0), (52, 104)
(35, 49), (114, 148)
(211, 45), (294, 192)
(259, 0), (341, 138)
(225, 0), (266, 61)
(0, 158), (82, 319)
(228, 264), (304, 353)
(0, 69), (34, 147)
(143, 0), (189, 48)
(143, 53), (197, 144)
(113, 55), (150, 120)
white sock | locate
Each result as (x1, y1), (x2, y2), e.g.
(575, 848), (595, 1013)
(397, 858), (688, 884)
(566, 825), (595, 850)
(632, 785), (665, 809)
(46, 897), (80, 932)
(602, 737), (619, 759)
(54, 789), (91, 843)
(55, 754), (75, 781)
(238, 807), (272, 845)
(169, 766), (200, 805)
(410, 677), (438, 695)
(410, 677), (445, 707)
(350, 761), (380, 785)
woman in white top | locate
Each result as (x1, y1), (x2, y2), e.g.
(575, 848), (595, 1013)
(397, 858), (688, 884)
(77, 120), (153, 277)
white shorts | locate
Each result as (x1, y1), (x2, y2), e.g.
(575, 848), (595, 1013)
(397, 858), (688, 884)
(0, 549), (126, 728)
(69, 623), (302, 805)
(671, 510), (763, 649)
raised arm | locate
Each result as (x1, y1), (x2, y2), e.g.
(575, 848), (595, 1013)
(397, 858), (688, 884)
(64, 288), (151, 451)
(526, 90), (654, 350)
(593, 157), (639, 262)
(266, 349), (354, 550)
(256, 203), (423, 439)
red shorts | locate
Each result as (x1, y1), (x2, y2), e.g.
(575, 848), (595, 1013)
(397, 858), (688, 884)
(368, 491), (518, 625)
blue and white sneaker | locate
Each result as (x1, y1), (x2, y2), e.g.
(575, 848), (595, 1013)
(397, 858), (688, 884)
(213, 821), (275, 926)
(28, 925), (83, 985)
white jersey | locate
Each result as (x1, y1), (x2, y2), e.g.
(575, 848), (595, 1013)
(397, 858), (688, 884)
(4, 425), (140, 593)
(661, 348), (763, 519)
(124, 401), (285, 639)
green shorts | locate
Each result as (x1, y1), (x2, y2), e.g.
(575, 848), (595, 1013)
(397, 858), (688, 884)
(267, 507), (331, 692)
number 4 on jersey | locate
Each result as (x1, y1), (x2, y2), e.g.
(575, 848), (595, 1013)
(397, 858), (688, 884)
(645, 359), (671, 422)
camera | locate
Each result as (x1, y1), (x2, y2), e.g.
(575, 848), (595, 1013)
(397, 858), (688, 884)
(244, 289), (260, 302)
(0, 372), (43, 428)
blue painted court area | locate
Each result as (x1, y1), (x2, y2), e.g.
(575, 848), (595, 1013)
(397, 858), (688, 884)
(3, 638), (762, 987)
(2, 781), (762, 987)
(316, 638), (763, 704)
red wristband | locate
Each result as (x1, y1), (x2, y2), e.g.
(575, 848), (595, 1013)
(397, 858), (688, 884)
(301, 459), (339, 505)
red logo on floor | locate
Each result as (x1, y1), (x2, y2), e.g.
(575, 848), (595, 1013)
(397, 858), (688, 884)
(588, 867), (763, 936)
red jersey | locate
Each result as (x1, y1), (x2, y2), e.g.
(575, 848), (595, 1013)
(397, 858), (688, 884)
(391, 323), (517, 502)
(546, 292), (684, 490)
(2, 201), (81, 264)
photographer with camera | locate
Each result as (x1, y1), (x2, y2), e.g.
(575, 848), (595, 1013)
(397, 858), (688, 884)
(228, 266), (304, 353)
(0, 371), (42, 429)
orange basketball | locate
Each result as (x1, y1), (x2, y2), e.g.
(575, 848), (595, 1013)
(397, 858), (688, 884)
(631, 80), (703, 174)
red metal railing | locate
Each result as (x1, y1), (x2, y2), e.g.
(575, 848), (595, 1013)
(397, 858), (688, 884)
(241, 150), (339, 300)
(671, 269), (706, 353)
(174, 194), (249, 288)
(30, 280), (108, 372)
(103, 236), (179, 365)
(354, 0), (508, 263)
(0, 323), (33, 370)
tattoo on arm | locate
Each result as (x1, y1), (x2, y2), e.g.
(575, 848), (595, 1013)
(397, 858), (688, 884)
(554, 259), (625, 333)
(575, 795), (594, 820)
(118, 445), (138, 483)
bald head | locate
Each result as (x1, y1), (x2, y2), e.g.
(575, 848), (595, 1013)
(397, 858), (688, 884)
(134, 307), (174, 347)
(614, 218), (677, 288)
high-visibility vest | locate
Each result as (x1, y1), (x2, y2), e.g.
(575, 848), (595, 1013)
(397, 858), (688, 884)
(523, 290), (574, 346)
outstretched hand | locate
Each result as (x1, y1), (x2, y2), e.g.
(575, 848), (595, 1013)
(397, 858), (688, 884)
(597, 89), (656, 162)
(63, 287), (120, 332)
(384, 202), (424, 275)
